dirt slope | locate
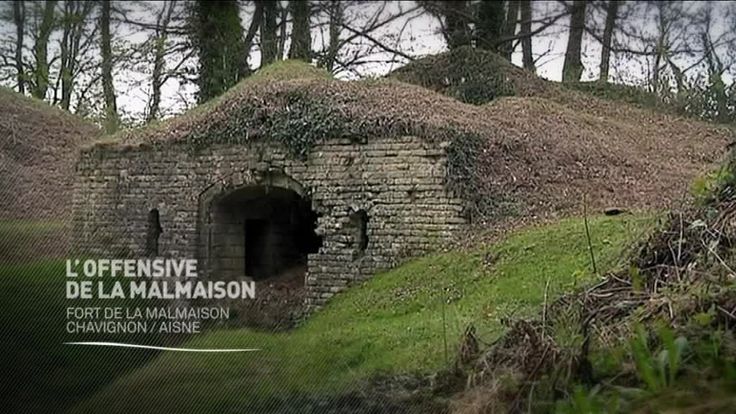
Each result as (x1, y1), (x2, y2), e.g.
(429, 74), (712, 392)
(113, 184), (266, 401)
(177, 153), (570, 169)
(0, 87), (100, 220)
(474, 96), (728, 217)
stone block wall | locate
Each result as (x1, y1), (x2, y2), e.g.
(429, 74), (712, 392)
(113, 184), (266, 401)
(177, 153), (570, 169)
(72, 136), (468, 308)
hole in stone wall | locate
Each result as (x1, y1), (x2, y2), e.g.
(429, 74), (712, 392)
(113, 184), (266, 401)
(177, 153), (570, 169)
(145, 209), (162, 256)
(209, 186), (322, 283)
(350, 210), (369, 255)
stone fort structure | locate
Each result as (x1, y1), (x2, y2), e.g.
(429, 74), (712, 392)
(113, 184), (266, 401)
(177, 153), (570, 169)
(73, 59), (728, 315)
(73, 128), (467, 309)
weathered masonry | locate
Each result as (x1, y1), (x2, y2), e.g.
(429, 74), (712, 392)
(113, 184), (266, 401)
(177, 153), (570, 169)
(72, 135), (467, 309)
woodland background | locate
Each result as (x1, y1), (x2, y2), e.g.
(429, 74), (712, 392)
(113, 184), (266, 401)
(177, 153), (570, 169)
(0, 0), (734, 132)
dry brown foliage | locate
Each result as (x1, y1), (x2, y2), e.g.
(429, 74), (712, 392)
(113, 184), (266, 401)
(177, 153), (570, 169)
(0, 87), (100, 220)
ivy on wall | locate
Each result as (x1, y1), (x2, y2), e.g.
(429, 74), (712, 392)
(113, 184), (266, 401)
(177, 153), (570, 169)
(185, 90), (369, 159)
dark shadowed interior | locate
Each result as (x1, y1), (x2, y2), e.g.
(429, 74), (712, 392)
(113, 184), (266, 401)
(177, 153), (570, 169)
(208, 186), (322, 283)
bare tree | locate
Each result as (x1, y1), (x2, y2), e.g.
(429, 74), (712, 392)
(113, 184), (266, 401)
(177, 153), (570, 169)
(146, 0), (177, 122)
(500, 0), (519, 60)
(12, 1), (25, 93)
(277, 2), (288, 59)
(244, 1), (263, 70)
(562, 0), (586, 82)
(100, 0), (118, 132)
(289, 0), (311, 61)
(260, 0), (279, 65)
(495, 1), (571, 67)
(316, 0), (342, 71)
(698, 3), (731, 122)
(312, 1), (419, 76)
(599, 0), (620, 82)
(519, 0), (534, 71)
(31, 0), (57, 99)
(57, 0), (96, 110)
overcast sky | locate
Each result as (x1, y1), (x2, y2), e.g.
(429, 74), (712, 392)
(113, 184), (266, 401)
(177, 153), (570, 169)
(1, 1), (733, 123)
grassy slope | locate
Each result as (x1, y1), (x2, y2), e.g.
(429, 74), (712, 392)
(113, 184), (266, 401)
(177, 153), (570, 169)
(0, 261), (169, 414)
(0, 220), (182, 413)
(0, 220), (66, 263)
(65, 214), (652, 413)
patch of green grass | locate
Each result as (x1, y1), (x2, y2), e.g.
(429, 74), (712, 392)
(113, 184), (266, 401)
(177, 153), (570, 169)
(65, 214), (652, 413)
(250, 60), (333, 82)
(0, 260), (177, 414)
(0, 220), (66, 262)
(564, 81), (663, 112)
(691, 152), (736, 205)
(0, 219), (64, 234)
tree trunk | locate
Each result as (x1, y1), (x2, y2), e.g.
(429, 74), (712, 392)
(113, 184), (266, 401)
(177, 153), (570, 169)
(476, 0), (505, 51)
(243, 1), (263, 73)
(59, 1), (81, 110)
(59, 1), (71, 109)
(500, 0), (519, 60)
(598, 0), (619, 82)
(147, 0), (176, 122)
(277, 4), (288, 59)
(32, 0), (57, 100)
(260, 0), (278, 65)
(443, 0), (471, 49)
(288, 0), (311, 61)
(519, 0), (534, 71)
(193, 0), (246, 102)
(651, 4), (668, 94)
(100, 0), (118, 133)
(319, 0), (342, 71)
(562, 0), (586, 83)
(13, 1), (25, 94)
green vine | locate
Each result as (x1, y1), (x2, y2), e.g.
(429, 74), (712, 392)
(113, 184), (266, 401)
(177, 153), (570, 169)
(446, 131), (519, 221)
(184, 90), (368, 159)
(179, 85), (516, 222)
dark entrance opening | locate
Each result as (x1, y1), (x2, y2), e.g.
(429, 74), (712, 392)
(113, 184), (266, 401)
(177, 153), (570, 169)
(244, 219), (268, 279)
(349, 209), (369, 259)
(208, 186), (322, 283)
(145, 209), (162, 256)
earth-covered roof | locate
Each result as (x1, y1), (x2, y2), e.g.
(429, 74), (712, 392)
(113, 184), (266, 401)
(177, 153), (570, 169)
(93, 54), (733, 222)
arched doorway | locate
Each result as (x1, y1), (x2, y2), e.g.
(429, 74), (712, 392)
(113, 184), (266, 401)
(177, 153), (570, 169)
(205, 185), (322, 284)
(197, 172), (323, 328)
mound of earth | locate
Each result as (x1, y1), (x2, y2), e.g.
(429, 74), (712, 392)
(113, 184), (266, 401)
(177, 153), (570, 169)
(106, 59), (731, 226)
(389, 46), (551, 104)
(0, 87), (100, 220)
(389, 46), (664, 112)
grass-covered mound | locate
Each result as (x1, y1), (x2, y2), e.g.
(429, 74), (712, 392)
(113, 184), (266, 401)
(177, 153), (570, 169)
(57, 214), (649, 413)
(89, 59), (730, 224)
(249, 59), (334, 82)
(389, 47), (673, 115)
(565, 81), (665, 112)
(0, 87), (100, 220)
(389, 46), (550, 105)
